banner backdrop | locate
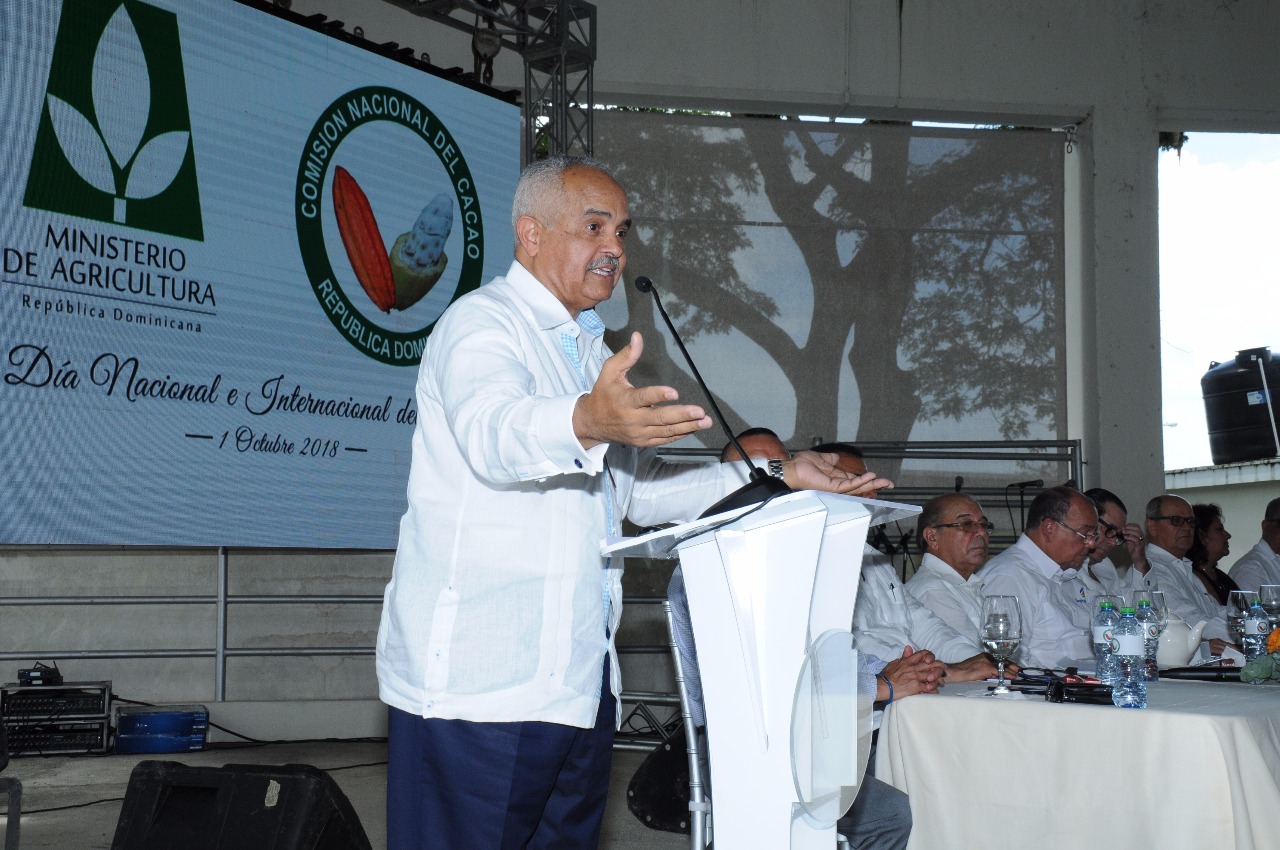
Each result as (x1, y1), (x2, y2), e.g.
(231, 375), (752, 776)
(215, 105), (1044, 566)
(0, 0), (521, 547)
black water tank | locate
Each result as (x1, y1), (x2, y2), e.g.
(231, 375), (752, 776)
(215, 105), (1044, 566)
(1201, 347), (1280, 465)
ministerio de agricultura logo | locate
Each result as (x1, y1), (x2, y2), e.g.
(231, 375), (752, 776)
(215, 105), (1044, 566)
(24, 0), (203, 240)
(295, 87), (485, 366)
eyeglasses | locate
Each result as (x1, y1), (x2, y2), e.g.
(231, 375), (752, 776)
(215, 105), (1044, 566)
(1098, 520), (1123, 542)
(1054, 519), (1099, 543)
(1151, 515), (1196, 528)
(931, 519), (995, 534)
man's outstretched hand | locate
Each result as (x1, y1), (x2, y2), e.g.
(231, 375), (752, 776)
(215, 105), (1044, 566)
(574, 332), (714, 449)
(783, 450), (894, 496)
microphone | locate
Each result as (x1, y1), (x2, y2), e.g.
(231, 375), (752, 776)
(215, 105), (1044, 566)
(632, 275), (790, 518)
(1011, 479), (1043, 489)
(954, 475), (964, 493)
(870, 526), (894, 553)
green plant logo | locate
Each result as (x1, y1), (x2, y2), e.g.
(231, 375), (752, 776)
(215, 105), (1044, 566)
(24, 0), (203, 240)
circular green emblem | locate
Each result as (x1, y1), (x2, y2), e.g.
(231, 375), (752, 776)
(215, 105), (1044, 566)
(295, 86), (484, 366)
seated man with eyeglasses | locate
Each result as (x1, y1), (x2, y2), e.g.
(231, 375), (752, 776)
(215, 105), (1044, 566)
(819, 444), (1006, 684)
(1144, 493), (1234, 655)
(1058, 488), (1155, 620)
(980, 486), (1098, 669)
(904, 493), (994, 640)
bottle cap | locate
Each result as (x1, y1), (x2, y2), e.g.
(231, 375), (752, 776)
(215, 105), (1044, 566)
(1121, 606), (1136, 615)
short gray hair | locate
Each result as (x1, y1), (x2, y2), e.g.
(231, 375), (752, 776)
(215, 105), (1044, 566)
(511, 155), (617, 249)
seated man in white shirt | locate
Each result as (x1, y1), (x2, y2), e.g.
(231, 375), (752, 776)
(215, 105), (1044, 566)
(1059, 488), (1154, 621)
(1226, 496), (1280, 593)
(816, 444), (1003, 683)
(1144, 493), (1233, 655)
(905, 492), (991, 641)
(980, 485), (1097, 669)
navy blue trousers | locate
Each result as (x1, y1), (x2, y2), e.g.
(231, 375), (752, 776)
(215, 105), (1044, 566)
(386, 663), (616, 850)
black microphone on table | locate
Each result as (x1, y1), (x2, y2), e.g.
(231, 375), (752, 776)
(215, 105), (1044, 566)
(632, 275), (790, 518)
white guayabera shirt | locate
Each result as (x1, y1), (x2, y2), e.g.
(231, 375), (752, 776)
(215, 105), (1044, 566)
(1145, 544), (1230, 642)
(905, 553), (987, 641)
(853, 548), (981, 663)
(376, 260), (737, 729)
(979, 535), (1094, 669)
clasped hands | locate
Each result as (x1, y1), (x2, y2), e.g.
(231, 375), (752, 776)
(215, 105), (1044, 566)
(572, 332), (892, 495)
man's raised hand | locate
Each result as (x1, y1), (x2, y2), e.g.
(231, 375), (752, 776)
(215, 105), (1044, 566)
(783, 450), (894, 496)
(573, 332), (714, 449)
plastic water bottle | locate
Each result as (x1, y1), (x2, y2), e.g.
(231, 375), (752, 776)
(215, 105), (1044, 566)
(1241, 600), (1272, 684)
(1092, 600), (1120, 685)
(1110, 607), (1147, 708)
(1135, 600), (1160, 682)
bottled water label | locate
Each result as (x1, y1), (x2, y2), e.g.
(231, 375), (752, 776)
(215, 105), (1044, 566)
(1092, 625), (1115, 646)
(1242, 614), (1270, 663)
(1243, 615), (1270, 638)
(1113, 634), (1144, 657)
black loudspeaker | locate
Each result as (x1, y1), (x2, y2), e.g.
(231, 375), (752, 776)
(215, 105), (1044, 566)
(626, 725), (691, 834)
(110, 760), (372, 850)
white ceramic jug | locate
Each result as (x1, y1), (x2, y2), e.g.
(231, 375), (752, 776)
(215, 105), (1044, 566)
(1156, 615), (1208, 667)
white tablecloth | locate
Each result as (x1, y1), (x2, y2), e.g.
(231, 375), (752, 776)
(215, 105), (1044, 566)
(875, 679), (1280, 849)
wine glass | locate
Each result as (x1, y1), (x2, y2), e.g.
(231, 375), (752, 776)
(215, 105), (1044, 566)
(980, 595), (1022, 695)
(1150, 590), (1170, 632)
(1097, 594), (1126, 622)
(1259, 585), (1280, 631)
(1228, 590), (1254, 645)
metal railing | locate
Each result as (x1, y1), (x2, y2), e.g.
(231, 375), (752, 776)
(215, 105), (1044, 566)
(0, 439), (1080, 748)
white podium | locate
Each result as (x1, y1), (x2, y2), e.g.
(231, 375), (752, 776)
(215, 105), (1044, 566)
(604, 491), (921, 850)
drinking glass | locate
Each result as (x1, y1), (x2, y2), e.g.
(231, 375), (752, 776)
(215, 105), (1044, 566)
(980, 595), (1022, 695)
(1099, 593), (1126, 611)
(1228, 590), (1254, 645)
(1150, 590), (1170, 631)
(1130, 589), (1154, 609)
(1260, 585), (1280, 631)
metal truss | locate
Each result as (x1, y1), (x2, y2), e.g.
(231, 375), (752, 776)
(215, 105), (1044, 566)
(376, 0), (596, 163)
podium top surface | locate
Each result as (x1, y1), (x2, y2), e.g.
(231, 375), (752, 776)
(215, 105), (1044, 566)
(602, 490), (921, 560)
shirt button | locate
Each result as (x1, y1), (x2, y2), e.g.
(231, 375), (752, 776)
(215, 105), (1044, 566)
(574, 459), (583, 469)
(435, 650), (441, 658)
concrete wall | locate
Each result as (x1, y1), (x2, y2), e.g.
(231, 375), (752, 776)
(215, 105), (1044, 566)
(1166, 459), (1280, 575)
(7, 0), (1280, 738)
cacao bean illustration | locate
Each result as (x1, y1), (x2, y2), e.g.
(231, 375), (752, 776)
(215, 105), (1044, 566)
(332, 166), (396, 313)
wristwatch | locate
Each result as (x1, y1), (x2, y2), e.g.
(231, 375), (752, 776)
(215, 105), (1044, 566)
(767, 459), (786, 480)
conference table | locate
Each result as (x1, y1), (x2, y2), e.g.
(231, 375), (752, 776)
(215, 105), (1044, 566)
(874, 678), (1280, 849)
